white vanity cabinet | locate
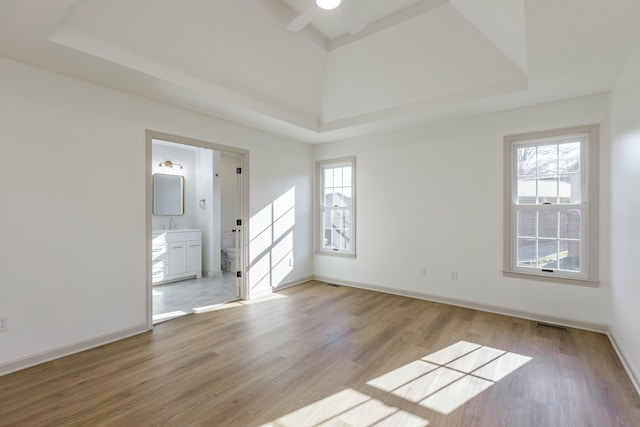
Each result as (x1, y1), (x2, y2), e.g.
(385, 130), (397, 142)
(152, 230), (202, 284)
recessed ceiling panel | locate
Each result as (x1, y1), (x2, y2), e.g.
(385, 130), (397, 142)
(282, 0), (425, 40)
(2, 0), (638, 142)
(321, 4), (527, 123)
(52, 0), (327, 126)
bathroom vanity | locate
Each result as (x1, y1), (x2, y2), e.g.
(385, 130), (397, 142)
(152, 229), (202, 285)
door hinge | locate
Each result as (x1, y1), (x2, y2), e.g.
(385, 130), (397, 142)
(236, 167), (242, 174)
(236, 271), (242, 278)
(236, 219), (242, 226)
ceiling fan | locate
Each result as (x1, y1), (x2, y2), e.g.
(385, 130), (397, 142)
(287, 0), (366, 35)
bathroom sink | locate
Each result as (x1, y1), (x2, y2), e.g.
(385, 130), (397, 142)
(153, 228), (200, 233)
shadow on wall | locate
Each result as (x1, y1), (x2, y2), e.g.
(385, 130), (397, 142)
(249, 187), (296, 296)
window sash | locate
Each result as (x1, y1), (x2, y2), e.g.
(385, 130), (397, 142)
(511, 204), (587, 278)
(503, 125), (599, 285)
(317, 157), (356, 257)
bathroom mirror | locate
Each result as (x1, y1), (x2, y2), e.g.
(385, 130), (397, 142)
(153, 174), (184, 216)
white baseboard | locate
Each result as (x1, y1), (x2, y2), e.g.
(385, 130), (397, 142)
(607, 329), (640, 397)
(313, 275), (608, 334)
(0, 323), (149, 377)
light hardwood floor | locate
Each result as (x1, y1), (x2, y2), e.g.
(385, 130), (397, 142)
(1, 281), (639, 426)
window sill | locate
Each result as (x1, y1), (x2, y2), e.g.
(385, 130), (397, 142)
(502, 270), (600, 287)
(315, 250), (356, 259)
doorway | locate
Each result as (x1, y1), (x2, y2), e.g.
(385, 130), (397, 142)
(146, 131), (248, 326)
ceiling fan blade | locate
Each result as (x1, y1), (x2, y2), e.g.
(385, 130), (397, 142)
(286, 6), (318, 32)
(339, 4), (366, 35)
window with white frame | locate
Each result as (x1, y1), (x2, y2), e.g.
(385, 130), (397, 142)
(317, 157), (356, 257)
(504, 125), (599, 284)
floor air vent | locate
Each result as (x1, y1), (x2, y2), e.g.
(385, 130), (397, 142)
(326, 283), (341, 287)
(536, 322), (569, 332)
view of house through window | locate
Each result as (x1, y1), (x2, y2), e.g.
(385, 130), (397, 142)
(317, 157), (356, 257)
(504, 125), (599, 283)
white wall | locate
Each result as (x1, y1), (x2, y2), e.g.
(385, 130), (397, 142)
(609, 42), (640, 388)
(314, 93), (610, 327)
(0, 57), (313, 371)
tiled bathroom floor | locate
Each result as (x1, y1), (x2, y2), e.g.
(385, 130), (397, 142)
(152, 272), (238, 323)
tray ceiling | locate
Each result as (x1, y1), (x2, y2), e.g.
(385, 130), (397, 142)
(0, 0), (639, 143)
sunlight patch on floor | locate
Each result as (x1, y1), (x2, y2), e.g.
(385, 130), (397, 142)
(261, 340), (531, 426)
(368, 340), (532, 415)
(262, 389), (428, 427)
(152, 310), (187, 322)
(193, 293), (288, 313)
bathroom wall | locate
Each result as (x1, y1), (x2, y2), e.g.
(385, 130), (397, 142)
(151, 141), (197, 230)
(195, 148), (222, 277)
(0, 56), (313, 373)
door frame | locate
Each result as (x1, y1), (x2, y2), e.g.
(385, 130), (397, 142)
(145, 130), (250, 329)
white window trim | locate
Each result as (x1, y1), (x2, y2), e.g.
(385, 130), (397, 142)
(503, 125), (599, 286)
(315, 157), (356, 258)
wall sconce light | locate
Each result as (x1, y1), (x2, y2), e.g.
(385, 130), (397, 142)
(158, 160), (183, 170)
(157, 160), (184, 175)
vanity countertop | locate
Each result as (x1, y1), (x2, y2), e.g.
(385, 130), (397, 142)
(153, 229), (201, 234)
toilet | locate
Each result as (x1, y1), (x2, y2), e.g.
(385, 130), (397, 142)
(221, 232), (239, 272)
(222, 247), (239, 272)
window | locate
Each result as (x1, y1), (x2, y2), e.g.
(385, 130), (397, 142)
(504, 125), (599, 285)
(316, 157), (356, 257)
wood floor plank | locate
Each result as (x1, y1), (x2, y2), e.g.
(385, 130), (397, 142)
(1, 281), (639, 426)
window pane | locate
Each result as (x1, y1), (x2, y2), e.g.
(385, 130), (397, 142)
(330, 210), (343, 229)
(324, 168), (333, 188)
(517, 176), (537, 205)
(538, 210), (558, 238)
(517, 146), (537, 177)
(559, 210), (581, 239)
(559, 142), (580, 173)
(343, 210), (352, 230)
(517, 238), (537, 267)
(517, 210), (536, 237)
(537, 144), (558, 176)
(323, 229), (332, 248)
(331, 229), (341, 249)
(537, 177), (558, 203)
(333, 187), (352, 207)
(559, 173), (581, 204)
(559, 240), (580, 272)
(341, 187), (353, 205)
(538, 239), (558, 269)
(325, 209), (351, 239)
(343, 166), (352, 186)
(324, 189), (335, 207)
(334, 168), (343, 187)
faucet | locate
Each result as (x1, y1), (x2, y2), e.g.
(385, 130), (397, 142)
(169, 218), (175, 230)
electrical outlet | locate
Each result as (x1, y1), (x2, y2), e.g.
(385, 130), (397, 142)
(419, 266), (427, 276)
(0, 314), (11, 332)
(450, 270), (458, 280)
